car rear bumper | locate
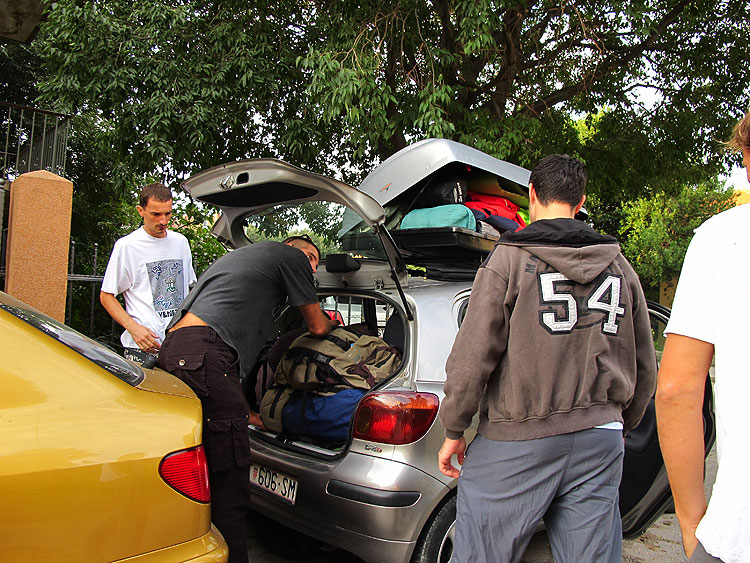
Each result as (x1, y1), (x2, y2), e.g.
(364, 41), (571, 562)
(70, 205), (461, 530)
(114, 525), (228, 562)
(248, 437), (451, 563)
(255, 498), (417, 563)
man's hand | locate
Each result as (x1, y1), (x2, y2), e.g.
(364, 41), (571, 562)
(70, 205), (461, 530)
(324, 315), (339, 332)
(249, 410), (266, 429)
(299, 302), (337, 337)
(100, 291), (160, 353)
(127, 322), (161, 354)
(438, 436), (466, 478)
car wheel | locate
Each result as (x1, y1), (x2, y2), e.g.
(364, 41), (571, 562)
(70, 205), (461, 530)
(411, 495), (456, 563)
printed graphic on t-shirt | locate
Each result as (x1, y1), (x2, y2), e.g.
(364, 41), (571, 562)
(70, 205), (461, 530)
(147, 259), (186, 319)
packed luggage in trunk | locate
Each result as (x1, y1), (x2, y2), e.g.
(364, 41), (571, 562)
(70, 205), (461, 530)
(246, 293), (405, 451)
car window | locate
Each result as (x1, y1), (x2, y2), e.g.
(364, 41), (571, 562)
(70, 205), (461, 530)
(456, 297), (470, 327)
(649, 309), (668, 367)
(1, 302), (145, 386)
(319, 295), (397, 336)
(242, 201), (348, 256)
(321, 295), (366, 325)
(338, 207), (389, 261)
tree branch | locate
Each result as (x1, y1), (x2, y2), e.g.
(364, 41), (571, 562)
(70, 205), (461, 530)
(490, 3), (530, 119)
(520, 0), (692, 116)
(380, 21), (407, 158)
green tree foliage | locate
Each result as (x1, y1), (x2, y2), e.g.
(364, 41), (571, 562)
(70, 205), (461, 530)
(36, 1), (344, 179)
(1, 32), (224, 341)
(35, 0), (750, 236)
(619, 179), (736, 293)
(1, 42), (42, 105)
(172, 199), (228, 275)
(299, 0), (750, 230)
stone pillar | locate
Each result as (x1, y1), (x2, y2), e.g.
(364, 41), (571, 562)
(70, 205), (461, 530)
(4, 170), (73, 322)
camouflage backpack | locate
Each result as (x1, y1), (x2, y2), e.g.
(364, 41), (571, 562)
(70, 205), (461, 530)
(275, 326), (401, 390)
(260, 326), (401, 433)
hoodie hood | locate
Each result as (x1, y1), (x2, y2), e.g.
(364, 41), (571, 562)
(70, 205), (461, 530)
(499, 218), (620, 284)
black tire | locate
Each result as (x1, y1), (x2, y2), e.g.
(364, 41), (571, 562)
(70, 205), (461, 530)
(411, 495), (456, 563)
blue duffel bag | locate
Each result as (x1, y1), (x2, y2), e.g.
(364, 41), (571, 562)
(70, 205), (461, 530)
(282, 388), (367, 443)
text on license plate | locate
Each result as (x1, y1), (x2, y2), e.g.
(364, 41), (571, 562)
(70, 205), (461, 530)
(250, 465), (298, 504)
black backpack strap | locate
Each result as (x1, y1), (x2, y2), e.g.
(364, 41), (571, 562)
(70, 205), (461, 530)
(285, 347), (336, 367)
(290, 327), (361, 356)
(324, 333), (354, 352)
(268, 385), (288, 419)
(320, 365), (356, 388)
(300, 389), (309, 431)
(243, 341), (274, 410)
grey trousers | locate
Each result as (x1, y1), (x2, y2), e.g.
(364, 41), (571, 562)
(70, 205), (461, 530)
(451, 429), (624, 563)
(689, 542), (724, 563)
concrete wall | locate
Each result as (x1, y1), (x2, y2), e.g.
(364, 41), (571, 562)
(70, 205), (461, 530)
(4, 170), (73, 322)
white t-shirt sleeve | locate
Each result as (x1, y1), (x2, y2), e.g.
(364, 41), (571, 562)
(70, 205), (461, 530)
(664, 224), (715, 344)
(101, 239), (133, 296)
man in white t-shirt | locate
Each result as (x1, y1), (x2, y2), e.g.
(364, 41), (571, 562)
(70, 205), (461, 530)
(656, 110), (750, 563)
(100, 183), (196, 361)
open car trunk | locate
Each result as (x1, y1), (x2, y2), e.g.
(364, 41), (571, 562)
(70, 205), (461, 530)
(242, 285), (408, 455)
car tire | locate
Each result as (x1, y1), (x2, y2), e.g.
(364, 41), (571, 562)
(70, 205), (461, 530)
(411, 494), (456, 563)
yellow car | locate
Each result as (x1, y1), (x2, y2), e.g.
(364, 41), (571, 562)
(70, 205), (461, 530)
(0, 291), (228, 562)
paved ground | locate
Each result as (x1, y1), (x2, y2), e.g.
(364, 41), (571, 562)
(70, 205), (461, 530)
(246, 446), (717, 562)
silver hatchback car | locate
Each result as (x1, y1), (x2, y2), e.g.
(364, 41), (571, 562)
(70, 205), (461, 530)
(181, 140), (716, 563)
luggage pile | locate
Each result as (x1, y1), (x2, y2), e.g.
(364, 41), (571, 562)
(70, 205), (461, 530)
(398, 171), (529, 236)
(259, 326), (402, 444)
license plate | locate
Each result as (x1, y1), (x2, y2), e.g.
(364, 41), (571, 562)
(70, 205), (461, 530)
(250, 464), (298, 504)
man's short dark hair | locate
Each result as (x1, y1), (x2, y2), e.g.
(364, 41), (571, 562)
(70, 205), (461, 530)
(282, 234), (321, 260)
(140, 183), (173, 207)
(529, 154), (587, 207)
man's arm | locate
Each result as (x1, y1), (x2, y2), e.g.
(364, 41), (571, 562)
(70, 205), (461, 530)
(655, 333), (713, 559)
(99, 291), (160, 353)
(297, 302), (336, 336)
(248, 302), (331, 427)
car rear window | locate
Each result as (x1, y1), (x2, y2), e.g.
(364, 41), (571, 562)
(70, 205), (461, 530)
(1, 302), (145, 386)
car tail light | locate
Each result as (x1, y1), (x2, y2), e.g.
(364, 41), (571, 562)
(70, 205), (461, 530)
(353, 391), (440, 445)
(159, 446), (211, 503)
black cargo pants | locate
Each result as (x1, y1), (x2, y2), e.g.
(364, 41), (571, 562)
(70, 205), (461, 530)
(158, 325), (252, 563)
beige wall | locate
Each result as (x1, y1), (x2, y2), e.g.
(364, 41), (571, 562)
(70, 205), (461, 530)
(4, 170), (73, 322)
(659, 279), (677, 308)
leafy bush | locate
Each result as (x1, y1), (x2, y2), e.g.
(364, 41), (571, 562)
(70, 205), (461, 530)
(619, 179), (736, 293)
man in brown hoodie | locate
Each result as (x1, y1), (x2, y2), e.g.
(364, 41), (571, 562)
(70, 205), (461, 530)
(438, 154), (656, 563)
